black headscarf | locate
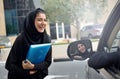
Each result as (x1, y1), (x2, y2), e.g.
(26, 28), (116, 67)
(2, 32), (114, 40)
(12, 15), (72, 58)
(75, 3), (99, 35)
(77, 42), (88, 55)
(22, 8), (50, 45)
(5, 8), (52, 79)
(73, 42), (91, 60)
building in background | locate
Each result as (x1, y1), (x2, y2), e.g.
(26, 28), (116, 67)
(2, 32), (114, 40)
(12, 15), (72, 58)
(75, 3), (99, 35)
(0, 0), (6, 36)
(0, 0), (118, 44)
(0, 0), (50, 44)
(4, 0), (35, 36)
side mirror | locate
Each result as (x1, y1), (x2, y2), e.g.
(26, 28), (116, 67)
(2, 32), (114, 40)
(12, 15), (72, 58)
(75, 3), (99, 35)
(67, 39), (93, 60)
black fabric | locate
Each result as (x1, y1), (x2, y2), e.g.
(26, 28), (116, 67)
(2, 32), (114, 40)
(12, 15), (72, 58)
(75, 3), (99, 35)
(88, 52), (120, 70)
(5, 8), (52, 79)
(23, 8), (48, 45)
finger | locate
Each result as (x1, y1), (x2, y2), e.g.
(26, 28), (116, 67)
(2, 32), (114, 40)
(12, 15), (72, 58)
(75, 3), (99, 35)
(26, 59), (31, 63)
(22, 61), (25, 64)
(24, 60), (28, 63)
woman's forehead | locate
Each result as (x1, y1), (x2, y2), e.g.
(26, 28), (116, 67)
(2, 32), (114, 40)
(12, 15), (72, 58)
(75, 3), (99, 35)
(78, 43), (84, 46)
(36, 13), (46, 17)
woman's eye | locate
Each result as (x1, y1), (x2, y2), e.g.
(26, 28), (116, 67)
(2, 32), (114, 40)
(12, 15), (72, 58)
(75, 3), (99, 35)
(36, 18), (47, 22)
(37, 18), (42, 21)
(44, 19), (47, 22)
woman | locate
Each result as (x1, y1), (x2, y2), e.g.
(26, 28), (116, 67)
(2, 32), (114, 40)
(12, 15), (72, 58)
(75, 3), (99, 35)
(72, 43), (91, 60)
(5, 8), (52, 79)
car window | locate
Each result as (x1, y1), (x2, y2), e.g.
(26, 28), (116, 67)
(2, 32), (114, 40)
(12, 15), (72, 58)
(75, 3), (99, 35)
(107, 30), (120, 78)
(116, 31), (120, 39)
(110, 30), (120, 52)
(0, 1), (119, 79)
(97, 25), (104, 28)
(81, 27), (86, 31)
(47, 0), (118, 59)
(86, 26), (93, 30)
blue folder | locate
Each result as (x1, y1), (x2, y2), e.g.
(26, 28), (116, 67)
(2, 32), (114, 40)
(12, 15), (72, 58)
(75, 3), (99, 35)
(26, 43), (51, 64)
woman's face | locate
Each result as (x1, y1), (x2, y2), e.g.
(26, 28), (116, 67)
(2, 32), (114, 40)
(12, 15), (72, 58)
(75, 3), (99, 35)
(34, 13), (47, 33)
(77, 43), (86, 53)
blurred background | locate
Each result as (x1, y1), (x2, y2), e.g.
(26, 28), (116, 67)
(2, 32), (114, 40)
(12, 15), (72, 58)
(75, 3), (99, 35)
(0, 0), (118, 79)
(0, 0), (117, 60)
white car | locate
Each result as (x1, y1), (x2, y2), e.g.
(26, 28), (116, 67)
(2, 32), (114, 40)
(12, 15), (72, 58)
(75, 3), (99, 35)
(80, 24), (104, 39)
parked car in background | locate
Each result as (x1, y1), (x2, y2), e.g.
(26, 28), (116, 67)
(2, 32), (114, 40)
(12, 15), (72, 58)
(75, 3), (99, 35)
(80, 24), (104, 39)
(0, 36), (12, 49)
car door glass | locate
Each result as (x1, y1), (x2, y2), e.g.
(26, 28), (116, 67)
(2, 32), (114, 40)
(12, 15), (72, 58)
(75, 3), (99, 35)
(103, 30), (120, 79)
(110, 30), (120, 52)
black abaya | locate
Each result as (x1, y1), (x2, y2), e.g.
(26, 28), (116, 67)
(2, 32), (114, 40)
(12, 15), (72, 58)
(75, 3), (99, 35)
(5, 8), (52, 79)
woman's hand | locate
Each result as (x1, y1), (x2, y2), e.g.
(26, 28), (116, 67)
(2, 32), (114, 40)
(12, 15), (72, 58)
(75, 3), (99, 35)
(29, 70), (37, 75)
(73, 56), (82, 60)
(22, 59), (34, 69)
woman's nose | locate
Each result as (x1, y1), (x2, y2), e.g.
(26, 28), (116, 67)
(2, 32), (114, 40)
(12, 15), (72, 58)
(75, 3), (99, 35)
(41, 20), (46, 24)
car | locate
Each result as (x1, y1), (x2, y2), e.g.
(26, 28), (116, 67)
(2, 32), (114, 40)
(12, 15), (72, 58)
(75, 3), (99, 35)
(0, 36), (12, 49)
(0, 1), (120, 79)
(67, 0), (120, 79)
(80, 24), (104, 39)
(47, 0), (120, 79)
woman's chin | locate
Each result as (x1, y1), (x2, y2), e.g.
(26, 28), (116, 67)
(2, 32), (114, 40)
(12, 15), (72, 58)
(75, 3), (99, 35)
(38, 29), (45, 33)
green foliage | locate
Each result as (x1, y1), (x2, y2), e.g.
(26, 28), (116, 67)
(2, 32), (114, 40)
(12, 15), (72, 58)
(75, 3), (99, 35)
(42, 0), (71, 24)
(39, 0), (108, 24)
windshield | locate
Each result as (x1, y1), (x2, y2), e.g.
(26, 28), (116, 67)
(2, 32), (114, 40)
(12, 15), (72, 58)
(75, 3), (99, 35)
(0, 0), (119, 79)
(43, 0), (118, 59)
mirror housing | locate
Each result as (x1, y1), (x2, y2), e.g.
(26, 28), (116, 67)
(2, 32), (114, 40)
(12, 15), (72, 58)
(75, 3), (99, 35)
(67, 39), (93, 60)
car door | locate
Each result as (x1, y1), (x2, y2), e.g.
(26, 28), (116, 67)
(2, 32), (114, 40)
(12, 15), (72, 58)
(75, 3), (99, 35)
(97, 0), (120, 79)
(45, 0), (119, 79)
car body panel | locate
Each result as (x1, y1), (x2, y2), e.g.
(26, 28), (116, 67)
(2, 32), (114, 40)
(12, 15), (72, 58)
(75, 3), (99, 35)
(46, 59), (106, 79)
(0, 36), (11, 49)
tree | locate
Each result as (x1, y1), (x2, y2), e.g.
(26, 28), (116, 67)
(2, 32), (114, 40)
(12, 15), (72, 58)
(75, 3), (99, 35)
(39, 0), (107, 24)
(39, 0), (108, 40)
(39, 0), (71, 24)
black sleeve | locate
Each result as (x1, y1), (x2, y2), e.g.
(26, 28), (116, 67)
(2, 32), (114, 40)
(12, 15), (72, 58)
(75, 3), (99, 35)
(88, 52), (120, 69)
(5, 36), (29, 77)
(34, 46), (52, 70)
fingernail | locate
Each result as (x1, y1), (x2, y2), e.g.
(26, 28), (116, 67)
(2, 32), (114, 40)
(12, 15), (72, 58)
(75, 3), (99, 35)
(24, 60), (27, 63)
